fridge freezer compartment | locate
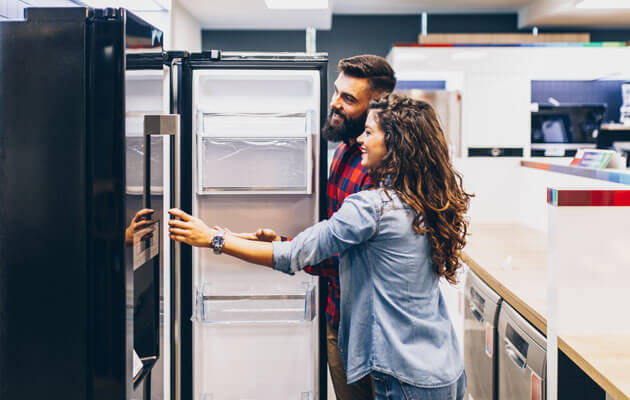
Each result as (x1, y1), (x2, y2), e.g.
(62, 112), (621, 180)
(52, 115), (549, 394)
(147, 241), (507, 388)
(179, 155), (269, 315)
(197, 136), (312, 194)
(194, 284), (316, 324)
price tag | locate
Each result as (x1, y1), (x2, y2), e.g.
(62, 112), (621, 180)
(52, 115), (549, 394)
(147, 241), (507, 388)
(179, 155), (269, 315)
(531, 371), (542, 400)
(485, 321), (493, 358)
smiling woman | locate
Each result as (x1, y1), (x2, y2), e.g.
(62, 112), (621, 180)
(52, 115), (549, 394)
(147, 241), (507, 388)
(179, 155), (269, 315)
(356, 110), (387, 169)
(169, 92), (471, 400)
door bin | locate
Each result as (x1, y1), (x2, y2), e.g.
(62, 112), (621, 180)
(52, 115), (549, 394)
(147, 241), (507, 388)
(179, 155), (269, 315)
(464, 271), (501, 400)
(498, 302), (546, 400)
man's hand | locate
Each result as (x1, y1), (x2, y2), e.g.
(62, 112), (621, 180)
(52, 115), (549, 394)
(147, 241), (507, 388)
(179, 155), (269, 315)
(254, 228), (280, 242)
(214, 226), (280, 242)
(168, 208), (216, 248)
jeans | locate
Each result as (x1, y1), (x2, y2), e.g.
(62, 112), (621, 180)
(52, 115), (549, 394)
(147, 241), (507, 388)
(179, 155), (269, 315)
(372, 370), (466, 400)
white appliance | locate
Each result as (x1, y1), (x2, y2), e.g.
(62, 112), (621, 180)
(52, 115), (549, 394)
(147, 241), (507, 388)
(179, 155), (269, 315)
(181, 52), (328, 400)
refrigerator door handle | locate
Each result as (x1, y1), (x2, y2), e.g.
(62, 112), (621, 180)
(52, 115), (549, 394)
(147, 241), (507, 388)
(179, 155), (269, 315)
(144, 114), (181, 138)
(144, 113), (180, 400)
(143, 114), (180, 205)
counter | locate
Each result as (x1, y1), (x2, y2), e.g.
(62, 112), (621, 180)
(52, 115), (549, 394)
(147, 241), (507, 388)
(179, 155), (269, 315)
(462, 222), (630, 400)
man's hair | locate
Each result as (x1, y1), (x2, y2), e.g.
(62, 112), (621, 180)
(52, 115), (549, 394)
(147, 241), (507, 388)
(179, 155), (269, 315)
(338, 55), (396, 95)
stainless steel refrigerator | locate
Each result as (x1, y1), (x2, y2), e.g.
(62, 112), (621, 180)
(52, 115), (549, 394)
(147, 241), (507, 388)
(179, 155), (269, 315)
(179, 52), (328, 400)
(0, 8), (178, 400)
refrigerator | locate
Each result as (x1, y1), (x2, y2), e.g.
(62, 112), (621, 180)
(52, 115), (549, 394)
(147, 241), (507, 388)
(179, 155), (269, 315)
(400, 89), (463, 158)
(179, 52), (328, 400)
(0, 8), (178, 399)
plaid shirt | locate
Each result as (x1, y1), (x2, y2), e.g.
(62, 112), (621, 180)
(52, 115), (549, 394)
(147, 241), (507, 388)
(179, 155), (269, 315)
(303, 141), (372, 330)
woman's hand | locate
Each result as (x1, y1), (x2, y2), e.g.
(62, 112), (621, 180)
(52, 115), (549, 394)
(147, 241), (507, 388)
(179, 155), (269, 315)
(168, 208), (216, 248)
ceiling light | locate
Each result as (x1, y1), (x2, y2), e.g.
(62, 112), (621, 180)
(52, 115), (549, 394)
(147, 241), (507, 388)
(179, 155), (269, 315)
(576, 0), (630, 9)
(265, 0), (328, 10)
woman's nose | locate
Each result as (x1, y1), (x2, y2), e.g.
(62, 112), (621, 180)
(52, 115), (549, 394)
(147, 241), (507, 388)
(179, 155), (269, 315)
(357, 132), (365, 144)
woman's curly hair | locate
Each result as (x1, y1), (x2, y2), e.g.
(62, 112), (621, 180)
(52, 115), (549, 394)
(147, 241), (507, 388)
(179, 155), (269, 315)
(367, 93), (472, 284)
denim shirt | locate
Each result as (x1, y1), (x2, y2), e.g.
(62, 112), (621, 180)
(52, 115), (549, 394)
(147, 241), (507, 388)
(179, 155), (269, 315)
(273, 189), (464, 387)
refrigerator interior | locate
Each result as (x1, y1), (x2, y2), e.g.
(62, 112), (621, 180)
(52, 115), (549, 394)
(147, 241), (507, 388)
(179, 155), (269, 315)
(191, 68), (321, 400)
(125, 67), (172, 399)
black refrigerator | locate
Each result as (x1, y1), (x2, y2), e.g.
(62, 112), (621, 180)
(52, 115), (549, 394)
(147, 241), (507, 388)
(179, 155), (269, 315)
(0, 8), (179, 400)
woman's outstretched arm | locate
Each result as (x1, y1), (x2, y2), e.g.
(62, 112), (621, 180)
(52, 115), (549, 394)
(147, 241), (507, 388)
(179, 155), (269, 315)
(168, 191), (380, 274)
(168, 208), (274, 267)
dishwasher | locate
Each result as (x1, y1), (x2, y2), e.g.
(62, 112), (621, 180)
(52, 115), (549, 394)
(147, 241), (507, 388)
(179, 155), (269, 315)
(464, 271), (501, 400)
(498, 302), (546, 400)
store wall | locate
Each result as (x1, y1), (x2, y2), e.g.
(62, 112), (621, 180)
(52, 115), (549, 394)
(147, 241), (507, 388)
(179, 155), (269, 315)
(202, 15), (419, 100)
(170, 0), (202, 52)
(202, 13), (630, 100)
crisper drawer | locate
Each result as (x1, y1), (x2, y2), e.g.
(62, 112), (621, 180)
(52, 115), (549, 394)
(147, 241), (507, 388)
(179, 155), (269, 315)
(194, 282), (316, 324)
(193, 284), (317, 399)
(198, 136), (311, 194)
(194, 323), (316, 400)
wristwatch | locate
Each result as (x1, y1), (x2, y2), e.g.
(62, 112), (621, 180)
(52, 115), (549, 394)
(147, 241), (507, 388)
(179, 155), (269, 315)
(210, 230), (226, 255)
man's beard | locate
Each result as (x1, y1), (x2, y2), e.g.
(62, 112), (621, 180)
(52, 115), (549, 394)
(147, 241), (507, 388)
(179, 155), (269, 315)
(322, 108), (367, 142)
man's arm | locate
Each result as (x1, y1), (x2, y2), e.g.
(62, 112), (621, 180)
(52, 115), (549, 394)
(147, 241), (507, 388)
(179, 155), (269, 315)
(239, 228), (339, 277)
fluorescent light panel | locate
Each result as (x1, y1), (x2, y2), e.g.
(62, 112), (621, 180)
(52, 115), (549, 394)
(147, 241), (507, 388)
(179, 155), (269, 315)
(576, 0), (630, 9)
(265, 0), (328, 10)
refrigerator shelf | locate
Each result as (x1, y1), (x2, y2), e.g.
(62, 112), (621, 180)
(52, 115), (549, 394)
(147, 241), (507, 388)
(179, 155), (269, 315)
(199, 111), (315, 138)
(193, 284), (316, 325)
(197, 136), (312, 195)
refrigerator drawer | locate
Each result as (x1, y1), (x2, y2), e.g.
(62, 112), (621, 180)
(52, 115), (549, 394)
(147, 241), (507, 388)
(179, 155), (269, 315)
(194, 323), (315, 400)
(198, 136), (312, 194)
(194, 283), (316, 324)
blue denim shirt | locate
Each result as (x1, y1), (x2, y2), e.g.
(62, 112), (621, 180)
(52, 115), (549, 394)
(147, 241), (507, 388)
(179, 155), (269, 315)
(273, 189), (464, 387)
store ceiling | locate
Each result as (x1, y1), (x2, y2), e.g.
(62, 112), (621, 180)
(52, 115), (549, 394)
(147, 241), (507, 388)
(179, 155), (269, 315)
(180, 0), (630, 30)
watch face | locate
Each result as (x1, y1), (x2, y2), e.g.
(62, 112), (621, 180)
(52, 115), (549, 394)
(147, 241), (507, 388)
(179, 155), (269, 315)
(212, 234), (224, 254)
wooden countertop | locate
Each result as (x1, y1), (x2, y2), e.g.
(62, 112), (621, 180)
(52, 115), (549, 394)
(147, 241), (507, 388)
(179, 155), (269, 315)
(462, 223), (630, 400)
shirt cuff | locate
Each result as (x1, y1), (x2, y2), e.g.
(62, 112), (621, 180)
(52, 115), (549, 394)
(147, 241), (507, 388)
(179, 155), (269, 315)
(272, 240), (294, 275)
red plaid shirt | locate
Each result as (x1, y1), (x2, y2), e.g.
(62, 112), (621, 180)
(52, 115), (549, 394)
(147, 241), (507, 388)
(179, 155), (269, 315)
(303, 141), (372, 329)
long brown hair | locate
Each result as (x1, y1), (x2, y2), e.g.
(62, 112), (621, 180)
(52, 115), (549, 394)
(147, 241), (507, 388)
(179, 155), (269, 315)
(368, 93), (472, 284)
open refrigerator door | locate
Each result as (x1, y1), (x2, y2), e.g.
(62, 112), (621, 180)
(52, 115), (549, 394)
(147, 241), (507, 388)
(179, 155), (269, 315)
(187, 62), (326, 400)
